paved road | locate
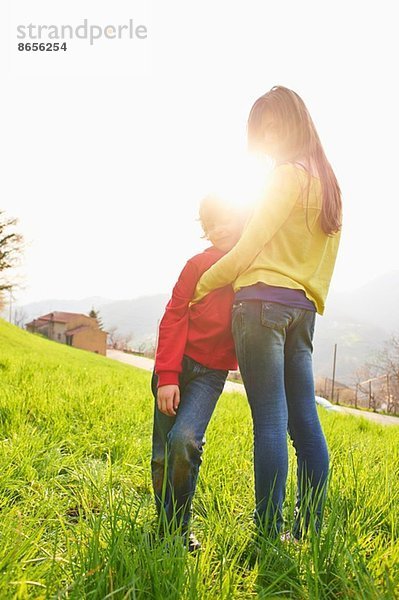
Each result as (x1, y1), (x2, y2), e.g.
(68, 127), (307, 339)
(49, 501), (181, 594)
(107, 350), (399, 427)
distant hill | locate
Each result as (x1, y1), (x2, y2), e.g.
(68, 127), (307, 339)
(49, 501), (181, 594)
(14, 270), (399, 385)
(328, 270), (399, 334)
(314, 270), (399, 382)
(312, 312), (387, 384)
(98, 295), (169, 340)
(15, 296), (115, 323)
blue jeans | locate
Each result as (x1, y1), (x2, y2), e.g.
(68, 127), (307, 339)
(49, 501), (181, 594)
(232, 300), (329, 537)
(151, 355), (228, 529)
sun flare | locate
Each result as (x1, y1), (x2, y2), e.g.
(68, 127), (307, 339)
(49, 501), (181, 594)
(201, 151), (273, 214)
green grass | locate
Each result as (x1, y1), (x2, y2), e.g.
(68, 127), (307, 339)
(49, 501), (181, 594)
(0, 318), (398, 599)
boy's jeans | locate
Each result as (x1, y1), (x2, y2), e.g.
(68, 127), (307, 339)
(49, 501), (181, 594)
(232, 300), (329, 538)
(151, 355), (228, 530)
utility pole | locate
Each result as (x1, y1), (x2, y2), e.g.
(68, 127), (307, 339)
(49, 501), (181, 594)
(331, 343), (337, 404)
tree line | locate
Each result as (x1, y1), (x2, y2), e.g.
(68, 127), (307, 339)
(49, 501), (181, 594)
(0, 210), (23, 312)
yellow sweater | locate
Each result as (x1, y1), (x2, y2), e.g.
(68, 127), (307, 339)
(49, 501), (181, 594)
(193, 164), (341, 315)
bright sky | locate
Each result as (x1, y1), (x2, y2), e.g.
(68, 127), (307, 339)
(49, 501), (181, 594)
(1, 1), (398, 306)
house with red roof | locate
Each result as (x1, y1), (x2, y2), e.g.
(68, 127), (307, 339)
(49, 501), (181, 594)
(26, 311), (107, 355)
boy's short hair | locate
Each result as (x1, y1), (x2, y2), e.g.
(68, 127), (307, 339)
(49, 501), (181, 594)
(198, 195), (233, 236)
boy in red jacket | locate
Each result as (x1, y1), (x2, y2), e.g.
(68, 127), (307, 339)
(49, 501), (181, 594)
(151, 196), (243, 551)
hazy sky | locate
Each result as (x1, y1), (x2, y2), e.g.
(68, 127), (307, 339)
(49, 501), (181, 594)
(2, 0), (398, 308)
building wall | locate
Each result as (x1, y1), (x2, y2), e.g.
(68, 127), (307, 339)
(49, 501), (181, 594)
(27, 319), (67, 342)
(65, 315), (95, 332)
(48, 321), (67, 343)
(71, 328), (107, 355)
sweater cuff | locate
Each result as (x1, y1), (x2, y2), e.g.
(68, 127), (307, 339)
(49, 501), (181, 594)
(157, 370), (180, 387)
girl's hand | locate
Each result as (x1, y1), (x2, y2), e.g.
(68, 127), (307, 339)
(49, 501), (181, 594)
(157, 385), (180, 416)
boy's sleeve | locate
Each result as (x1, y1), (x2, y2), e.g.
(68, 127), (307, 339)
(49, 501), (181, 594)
(192, 167), (299, 303)
(155, 258), (200, 387)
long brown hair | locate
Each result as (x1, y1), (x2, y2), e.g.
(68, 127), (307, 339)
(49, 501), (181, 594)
(247, 86), (342, 235)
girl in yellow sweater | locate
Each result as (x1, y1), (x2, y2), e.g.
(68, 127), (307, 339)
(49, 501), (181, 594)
(193, 86), (342, 541)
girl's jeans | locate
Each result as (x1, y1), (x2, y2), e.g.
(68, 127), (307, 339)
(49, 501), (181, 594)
(232, 300), (329, 538)
(151, 356), (228, 530)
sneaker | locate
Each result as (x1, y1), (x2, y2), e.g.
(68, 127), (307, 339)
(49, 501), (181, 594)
(186, 531), (201, 553)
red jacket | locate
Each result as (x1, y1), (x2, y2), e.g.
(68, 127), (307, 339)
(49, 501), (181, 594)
(155, 246), (237, 387)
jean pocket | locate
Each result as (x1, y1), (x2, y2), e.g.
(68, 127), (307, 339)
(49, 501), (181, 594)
(260, 302), (293, 331)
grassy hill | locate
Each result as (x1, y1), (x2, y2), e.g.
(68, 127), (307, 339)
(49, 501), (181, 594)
(0, 319), (398, 598)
